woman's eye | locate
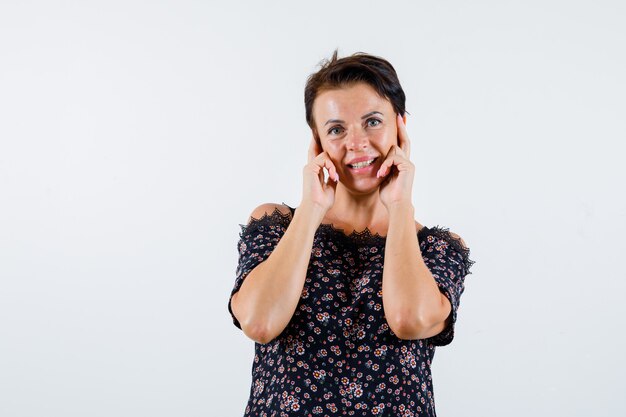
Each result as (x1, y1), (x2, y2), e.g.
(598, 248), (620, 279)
(367, 118), (381, 127)
(328, 126), (343, 135)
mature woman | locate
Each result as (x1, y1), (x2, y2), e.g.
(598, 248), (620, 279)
(228, 50), (475, 417)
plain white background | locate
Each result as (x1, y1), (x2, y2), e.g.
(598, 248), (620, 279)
(1, 1), (624, 416)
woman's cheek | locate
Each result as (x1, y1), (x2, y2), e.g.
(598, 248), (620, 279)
(388, 129), (399, 147)
(390, 126), (398, 144)
(373, 131), (394, 148)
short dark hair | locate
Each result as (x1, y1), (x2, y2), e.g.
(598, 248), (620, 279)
(304, 49), (406, 132)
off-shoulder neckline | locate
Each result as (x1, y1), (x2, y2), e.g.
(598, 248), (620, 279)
(239, 203), (474, 273)
(280, 203), (430, 246)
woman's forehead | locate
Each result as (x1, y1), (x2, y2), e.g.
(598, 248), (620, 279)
(313, 83), (392, 120)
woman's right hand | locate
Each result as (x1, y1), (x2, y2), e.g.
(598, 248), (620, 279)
(301, 135), (338, 212)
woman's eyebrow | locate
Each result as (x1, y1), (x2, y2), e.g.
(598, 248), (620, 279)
(324, 111), (383, 126)
(361, 111), (383, 119)
(324, 118), (344, 126)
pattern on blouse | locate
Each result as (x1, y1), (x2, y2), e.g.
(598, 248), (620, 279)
(228, 204), (475, 417)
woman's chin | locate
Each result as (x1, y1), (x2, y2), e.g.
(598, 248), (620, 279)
(340, 177), (383, 195)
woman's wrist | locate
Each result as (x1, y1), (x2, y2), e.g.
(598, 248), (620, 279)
(385, 200), (415, 216)
(295, 200), (328, 227)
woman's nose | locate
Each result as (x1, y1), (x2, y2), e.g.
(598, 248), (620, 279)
(347, 128), (369, 150)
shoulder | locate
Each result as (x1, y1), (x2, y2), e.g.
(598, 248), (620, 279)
(422, 226), (475, 274)
(422, 226), (469, 252)
(247, 202), (293, 224)
(448, 231), (468, 251)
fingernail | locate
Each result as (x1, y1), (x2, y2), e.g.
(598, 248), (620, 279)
(334, 173), (339, 182)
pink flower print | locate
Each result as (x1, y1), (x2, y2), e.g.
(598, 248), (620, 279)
(327, 268), (341, 277)
(316, 312), (330, 324)
(435, 239), (449, 252)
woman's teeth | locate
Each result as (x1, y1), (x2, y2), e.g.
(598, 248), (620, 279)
(349, 158), (376, 169)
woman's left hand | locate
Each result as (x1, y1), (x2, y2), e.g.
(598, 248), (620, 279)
(377, 114), (415, 209)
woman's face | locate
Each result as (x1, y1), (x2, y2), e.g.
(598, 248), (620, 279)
(312, 82), (399, 193)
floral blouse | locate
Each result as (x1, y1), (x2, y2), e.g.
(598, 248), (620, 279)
(228, 204), (475, 417)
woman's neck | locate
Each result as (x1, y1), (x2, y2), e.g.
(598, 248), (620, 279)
(323, 183), (389, 232)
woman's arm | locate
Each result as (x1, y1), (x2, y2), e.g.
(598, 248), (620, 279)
(381, 202), (452, 340)
(230, 202), (325, 344)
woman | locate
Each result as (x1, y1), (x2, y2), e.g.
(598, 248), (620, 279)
(228, 50), (475, 416)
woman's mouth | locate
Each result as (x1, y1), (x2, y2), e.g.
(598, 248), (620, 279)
(347, 157), (378, 172)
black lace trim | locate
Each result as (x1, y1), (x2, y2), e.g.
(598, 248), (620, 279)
(317, 223), (389, 246)
(237, 204), (293, 238)
(425, 225), (476, 275)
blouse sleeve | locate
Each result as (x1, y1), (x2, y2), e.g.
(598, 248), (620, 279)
(228, 207), (293, 330)
(419, 226), (475, 346)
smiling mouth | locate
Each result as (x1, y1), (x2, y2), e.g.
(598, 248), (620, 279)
(347, 158), (378, 169)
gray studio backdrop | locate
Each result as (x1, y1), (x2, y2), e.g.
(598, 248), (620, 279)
(1, 1), (624, 416)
